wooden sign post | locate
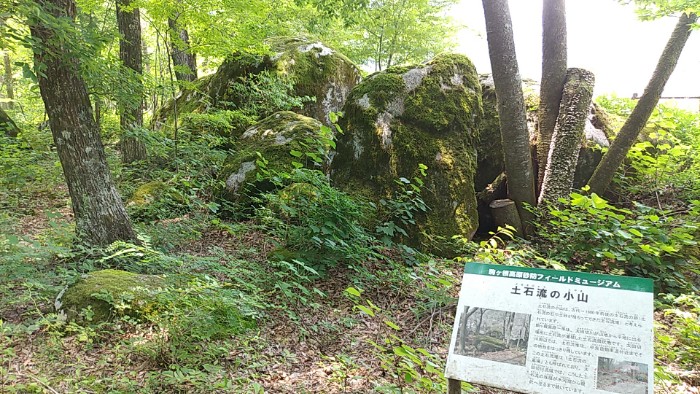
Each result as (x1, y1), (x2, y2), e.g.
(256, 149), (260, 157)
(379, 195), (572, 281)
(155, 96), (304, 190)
(445, 263), (654, 394)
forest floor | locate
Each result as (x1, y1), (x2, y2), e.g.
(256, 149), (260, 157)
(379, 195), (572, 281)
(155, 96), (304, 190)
(1, 181), (698, 393)
(0, 185), (526, 393)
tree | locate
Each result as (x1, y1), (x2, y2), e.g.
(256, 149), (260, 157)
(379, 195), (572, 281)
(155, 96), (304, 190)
(538, 68), (595, 204)
(306, 0), (458, 70)
(28, 0), (138, 246)
(587, 12), (698, 194)
(481, 0), (537, 234)
(2, 52), (14, 110)
(116, 0), (147, 163)
(0, 17), (15, 110)
(537, 0), (566, 187)
(168, 13), (197, 82)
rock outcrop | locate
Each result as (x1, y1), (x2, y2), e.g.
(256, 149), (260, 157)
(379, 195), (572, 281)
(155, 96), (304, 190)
(155, 37), (361, 130)
(331, 54), (483, 255)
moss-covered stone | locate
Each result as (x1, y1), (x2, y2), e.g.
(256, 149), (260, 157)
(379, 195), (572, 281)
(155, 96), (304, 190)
(59, 269), (165, 322)
(220, 111), (325, 205)
(127, 181), (168, 207)
(331, 54), (483, 255)
(155, 37), (361, 129)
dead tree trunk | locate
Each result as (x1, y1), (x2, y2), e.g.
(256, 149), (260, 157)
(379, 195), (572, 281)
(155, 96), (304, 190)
(0, 107), (19, 137)
(588, 13), (697, 194)
(537, 0), (567, 188)
(116, 0), (146, 163)
(482, 0), (537, 235)
(538, 68), (595, 204)
(29, 0), (138, 247)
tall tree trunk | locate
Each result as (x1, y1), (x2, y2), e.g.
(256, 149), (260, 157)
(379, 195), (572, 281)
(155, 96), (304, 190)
(29, 0), (138, 247)
(537, 0), (567, 189)
(481, 0), (537, 235)
(3, 52), (14, 110)
(538, 68), (595, 204)
(0, 107), (19, 137)
(117, 0), (146, 163)
(588, 12), (698, 194)
(167, 16), (197, 82)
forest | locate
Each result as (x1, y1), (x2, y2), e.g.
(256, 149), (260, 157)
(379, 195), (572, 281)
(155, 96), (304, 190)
(0, 0), (699, 392)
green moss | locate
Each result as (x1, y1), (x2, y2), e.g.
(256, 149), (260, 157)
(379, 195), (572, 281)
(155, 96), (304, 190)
(332, 54), (483, 255)
(219, 112), (325, 205)
(60, 269), (165, 322)
(180, 110), (256, 138)
(155, 37), (361, 129)
(128, 181), (168, 206)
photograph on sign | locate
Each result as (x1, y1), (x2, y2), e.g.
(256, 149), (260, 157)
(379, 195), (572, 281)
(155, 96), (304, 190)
(445, 263), (654, 394)
(596, 357), (649, 394)
(452, 307), (530, 366)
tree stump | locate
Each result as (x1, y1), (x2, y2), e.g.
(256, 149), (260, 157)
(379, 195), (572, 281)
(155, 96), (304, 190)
(489, 198), (523, 235)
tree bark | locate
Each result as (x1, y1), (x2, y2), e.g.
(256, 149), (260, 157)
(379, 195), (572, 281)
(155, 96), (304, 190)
(117, 0), (146, 163)
(588, 12), (698, 194)
(537, 0), (567, 189)
(29, 0), (138, 247)
(0, 107), (19, 137)
(94, 94), (101, 128)
(168, 16), (197, 82)
(3, 52), (14, 110)
(538, 68), (595, 204)
(481, 0), (537, 235)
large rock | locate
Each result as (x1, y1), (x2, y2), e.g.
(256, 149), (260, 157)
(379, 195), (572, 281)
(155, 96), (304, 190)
(331, 54), (483, 255)
(156, 37), (361, 128)
(221, 111), (326, 204)
(58, 269), (165, 322)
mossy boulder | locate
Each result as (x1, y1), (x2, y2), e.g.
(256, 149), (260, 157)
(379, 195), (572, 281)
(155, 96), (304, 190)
(155, 37), (361, 129)
(58, 269), (165, 322)
(220, 111), (326, 205)
(127, 181), (169, 207)
(331, 54), (483, 255)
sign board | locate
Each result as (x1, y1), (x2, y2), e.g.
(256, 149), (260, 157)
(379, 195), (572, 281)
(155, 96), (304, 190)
(445, 263), (654, 394)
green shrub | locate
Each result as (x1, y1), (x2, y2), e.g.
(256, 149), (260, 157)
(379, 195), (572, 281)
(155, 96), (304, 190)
(537, 190), (699, 294)
(655, 293), (700, 387)
(597, 95), (700, 202)
(256, 168), (376, 269)
(119, 128), (228, 222)
(226, 70), (314, 118)
(181, 110), (256, 138)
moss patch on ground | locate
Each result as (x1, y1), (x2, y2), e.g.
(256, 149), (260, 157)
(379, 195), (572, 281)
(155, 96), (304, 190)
(59, 269), (165, 323)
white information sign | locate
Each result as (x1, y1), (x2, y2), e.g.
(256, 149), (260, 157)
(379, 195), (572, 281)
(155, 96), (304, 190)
(445, 263), (654, 394)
